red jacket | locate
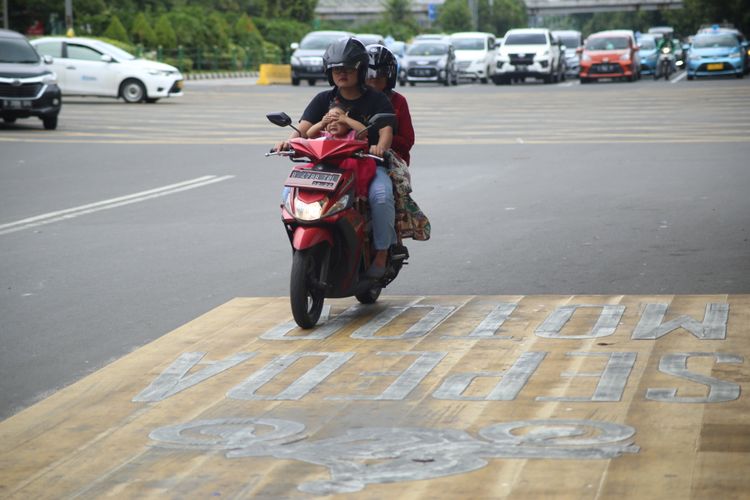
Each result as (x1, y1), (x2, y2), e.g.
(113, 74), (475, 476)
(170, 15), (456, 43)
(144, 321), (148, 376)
(389, 91), (415, 165)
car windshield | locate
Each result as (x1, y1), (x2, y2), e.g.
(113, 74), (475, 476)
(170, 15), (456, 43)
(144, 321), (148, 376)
(558, 36), (580, 48)
(300, 34), (345, 50)
(693, 34), (738, 48)
(638, 38), (656, 50)
(504, 33), (547, 45)
(585, 37), (629, 50)
(0, 38), (40, 63)
(451, 38), (485, 50)
(356, 35), (383, 46)
(91, 40), (136, 60)
(407, 43), (448, 56)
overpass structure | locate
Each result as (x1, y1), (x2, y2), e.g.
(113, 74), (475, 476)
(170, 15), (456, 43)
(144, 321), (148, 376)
(525, 0), (684, 15)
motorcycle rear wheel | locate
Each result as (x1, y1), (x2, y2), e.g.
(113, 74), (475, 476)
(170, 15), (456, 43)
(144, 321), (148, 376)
(290, 247), (326, 329)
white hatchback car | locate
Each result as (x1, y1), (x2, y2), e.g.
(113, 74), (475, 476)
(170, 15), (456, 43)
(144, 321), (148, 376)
(30, 37), (183, 103)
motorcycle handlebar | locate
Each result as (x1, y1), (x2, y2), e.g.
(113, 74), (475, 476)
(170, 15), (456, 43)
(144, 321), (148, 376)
(265, 150), (384, 162)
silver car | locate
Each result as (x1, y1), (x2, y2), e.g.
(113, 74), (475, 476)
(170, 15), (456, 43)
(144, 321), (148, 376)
(401, 41), (458, 86)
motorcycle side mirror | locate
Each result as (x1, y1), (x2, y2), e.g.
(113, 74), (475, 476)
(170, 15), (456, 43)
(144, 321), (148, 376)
(356, 113), (397, 139)
(368, 113), (396, 129)
(266, 112), (303, 136)
(267, 112), (292, 127)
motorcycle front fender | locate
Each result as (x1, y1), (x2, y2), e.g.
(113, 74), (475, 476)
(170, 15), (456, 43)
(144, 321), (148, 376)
(292, 226), (334, 251)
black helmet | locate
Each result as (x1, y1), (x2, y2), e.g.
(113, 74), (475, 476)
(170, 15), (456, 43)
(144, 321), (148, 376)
(366, 44), (398, 90)
(323, 37), (369, 87)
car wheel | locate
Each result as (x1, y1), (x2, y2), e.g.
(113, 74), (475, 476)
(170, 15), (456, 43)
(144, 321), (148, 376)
(145, 98), (160, 103)
(121, 79), (146, 103)
(291, 77), (300, 86)
(307, 79), (316, 86)
(42, 115), (58, 130)
(399, 79), (405, 86)
(580, 77), (590, 84)
(736, 72), (744, 79)
(687, 74), (694, 80)
(3, 117), (16, 124)
(409, 81), (415, 86)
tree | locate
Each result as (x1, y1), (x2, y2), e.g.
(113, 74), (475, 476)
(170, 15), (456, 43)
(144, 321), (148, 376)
(154, 15), (177, 49)
(439, 0), (472, 32)
(103, 15), (130, 44)
(234, 14), (265, 67)
(131, 12), (157, 47)
(490, 0), (527, 36)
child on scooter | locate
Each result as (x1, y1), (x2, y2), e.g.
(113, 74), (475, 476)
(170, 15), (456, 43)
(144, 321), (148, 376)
(307, 103), (367, 141)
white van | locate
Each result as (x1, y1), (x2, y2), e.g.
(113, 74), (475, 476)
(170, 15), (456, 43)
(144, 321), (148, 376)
(449, 32), (497, 83)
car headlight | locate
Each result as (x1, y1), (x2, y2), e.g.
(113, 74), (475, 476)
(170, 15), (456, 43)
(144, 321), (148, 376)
(42, 72), (57, 84)
(582, 53), (591, 62)
(729, 51), (741, 58)
(291, 56), (301, 66)
(499, 55), (510, 63)
(620, 53), (630, 61)
(292, 197), (325, 221)
(147, 69), (173, 76)
(689, 54), (700, 60)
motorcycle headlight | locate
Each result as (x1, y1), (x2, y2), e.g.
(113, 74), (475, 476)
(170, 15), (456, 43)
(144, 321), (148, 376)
(323, 192), (352, 217)
(293, 197), (325, 221)
(661, 47), (670, 54)
(620, 53), (630, 61)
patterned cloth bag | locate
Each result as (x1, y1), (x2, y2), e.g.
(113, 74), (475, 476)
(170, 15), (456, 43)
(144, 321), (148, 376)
(385, 150), (431, 241)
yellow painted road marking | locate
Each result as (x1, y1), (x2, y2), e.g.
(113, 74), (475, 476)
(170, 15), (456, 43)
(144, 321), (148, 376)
(1, 295), (748, 498)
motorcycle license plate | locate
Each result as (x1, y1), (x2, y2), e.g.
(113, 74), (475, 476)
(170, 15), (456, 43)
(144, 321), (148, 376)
(707, 63), (723, 71)
(285, 169), (342, 191)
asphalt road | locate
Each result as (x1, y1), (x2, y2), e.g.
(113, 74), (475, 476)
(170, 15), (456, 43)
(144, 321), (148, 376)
(1, 74), (749, 420)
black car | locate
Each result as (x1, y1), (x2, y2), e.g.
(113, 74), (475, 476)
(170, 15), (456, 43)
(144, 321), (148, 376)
(0, 28), (61, 129)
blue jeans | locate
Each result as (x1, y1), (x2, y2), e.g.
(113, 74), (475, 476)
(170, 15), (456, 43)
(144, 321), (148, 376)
(369, 165), (397, 250)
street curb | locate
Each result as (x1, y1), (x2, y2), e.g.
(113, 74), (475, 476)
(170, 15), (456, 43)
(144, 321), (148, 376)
(185, 71), (259, 80)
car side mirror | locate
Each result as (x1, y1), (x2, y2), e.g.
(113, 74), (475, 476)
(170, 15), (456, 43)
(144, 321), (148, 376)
(42, 55), (53, 64)
(290, 42), (299, 50)
(101, 54), (113, 63)
(576, 47), (583, 54)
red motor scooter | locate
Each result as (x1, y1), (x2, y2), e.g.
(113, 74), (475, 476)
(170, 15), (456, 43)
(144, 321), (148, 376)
(266, 112), (408, 329)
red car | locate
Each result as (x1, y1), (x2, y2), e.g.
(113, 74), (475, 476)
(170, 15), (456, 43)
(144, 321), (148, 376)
(579, 30), (641, 83)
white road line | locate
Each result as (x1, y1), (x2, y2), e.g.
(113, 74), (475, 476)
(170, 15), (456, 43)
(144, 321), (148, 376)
(670, 71), (687, 83)
(0, 175), (235, 236)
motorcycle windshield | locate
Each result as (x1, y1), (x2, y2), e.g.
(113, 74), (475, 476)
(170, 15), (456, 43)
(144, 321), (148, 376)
(291, 138), (368, 162)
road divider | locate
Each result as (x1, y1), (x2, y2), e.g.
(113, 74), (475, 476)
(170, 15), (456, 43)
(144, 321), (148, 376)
(0, 175), (234, 236)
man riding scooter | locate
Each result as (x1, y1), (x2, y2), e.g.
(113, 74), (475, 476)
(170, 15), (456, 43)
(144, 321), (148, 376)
(654, 32), (678, 80)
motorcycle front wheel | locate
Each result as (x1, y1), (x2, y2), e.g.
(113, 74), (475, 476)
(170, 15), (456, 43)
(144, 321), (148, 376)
(290, 246), (327, 329)
(356, 285), (382, 304)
